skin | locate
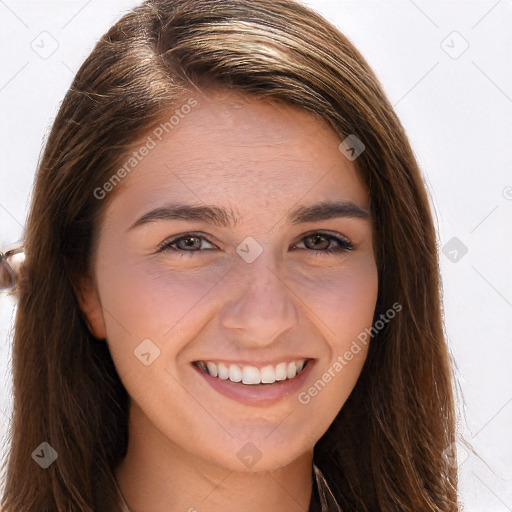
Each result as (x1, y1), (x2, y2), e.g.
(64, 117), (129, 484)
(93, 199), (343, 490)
(79, 90), (378, 512)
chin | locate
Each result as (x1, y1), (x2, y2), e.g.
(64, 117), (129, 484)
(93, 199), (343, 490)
(195, 433), (315, 474)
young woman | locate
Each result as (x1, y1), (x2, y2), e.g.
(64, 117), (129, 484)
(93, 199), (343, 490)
(0, 0), (459, 510)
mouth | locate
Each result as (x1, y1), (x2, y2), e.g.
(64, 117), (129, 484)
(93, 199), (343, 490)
(191, 357), (315, 406)
(192, 358), (312, 385)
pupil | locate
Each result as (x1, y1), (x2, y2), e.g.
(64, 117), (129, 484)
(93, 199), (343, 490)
(182, 237), (199, 249)
(310, 235), (327, 250)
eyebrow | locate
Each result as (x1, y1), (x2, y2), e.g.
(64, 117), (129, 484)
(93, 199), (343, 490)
(128, 200), (370, 231)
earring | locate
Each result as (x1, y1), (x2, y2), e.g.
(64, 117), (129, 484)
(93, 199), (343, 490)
(0, 247), (25, 292)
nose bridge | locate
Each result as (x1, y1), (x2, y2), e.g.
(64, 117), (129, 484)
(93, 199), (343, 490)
(219, 250), (298, 343)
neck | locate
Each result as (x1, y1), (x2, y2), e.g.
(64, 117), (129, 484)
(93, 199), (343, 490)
(114, 402), (315, 512)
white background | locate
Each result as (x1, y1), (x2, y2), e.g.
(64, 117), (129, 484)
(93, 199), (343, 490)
(1, 1), (511, 510)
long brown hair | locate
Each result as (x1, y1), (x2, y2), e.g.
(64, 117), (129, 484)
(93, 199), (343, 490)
(0, 0), (459, 510)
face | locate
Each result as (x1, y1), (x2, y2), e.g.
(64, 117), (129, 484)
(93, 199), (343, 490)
(81, 90), (378, 473)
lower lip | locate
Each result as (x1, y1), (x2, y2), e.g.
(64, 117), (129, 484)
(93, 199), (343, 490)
(192, 360), (315, 407)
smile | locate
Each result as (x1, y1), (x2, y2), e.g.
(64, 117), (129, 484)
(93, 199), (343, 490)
(193, 359), (310, 385)
(191, 357), (316, 406)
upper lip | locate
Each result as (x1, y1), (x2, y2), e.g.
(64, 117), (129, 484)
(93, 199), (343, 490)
(192, 357), (314, 369)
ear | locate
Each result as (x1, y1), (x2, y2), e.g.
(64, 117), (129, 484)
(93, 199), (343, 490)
(74, 275), (107, 340)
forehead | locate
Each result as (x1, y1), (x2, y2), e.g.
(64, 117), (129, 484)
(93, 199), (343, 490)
(110, 91), (369, 216)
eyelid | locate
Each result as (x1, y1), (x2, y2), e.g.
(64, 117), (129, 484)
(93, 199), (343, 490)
(156, 231), (218, 252)
(299, 229), (352, 245)
(292, 230), (354, 252)
(156, 230), (354, 253)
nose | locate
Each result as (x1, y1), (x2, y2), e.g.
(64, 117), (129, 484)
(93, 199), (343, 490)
(218, 254), (299, 347)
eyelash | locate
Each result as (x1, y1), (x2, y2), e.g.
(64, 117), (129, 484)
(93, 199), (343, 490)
(156, 231), (354, 257)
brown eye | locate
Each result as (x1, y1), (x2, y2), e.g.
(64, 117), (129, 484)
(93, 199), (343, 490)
(157, 231), (353, 257)
(157, 233), (217, 254)
(304, 234), (330, 250)
(174, 236), (202, 250)
(294, 232), (353, 255)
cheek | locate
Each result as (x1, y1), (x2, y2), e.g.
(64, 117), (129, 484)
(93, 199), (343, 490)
(293, 259), (377, 422)
(294, 255), (379, 345)
(94, 255), (227, 411)
(96, 252), (227, 345)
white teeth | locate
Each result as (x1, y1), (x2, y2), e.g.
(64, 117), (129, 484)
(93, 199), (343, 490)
(287, 362), (297, 379)
(260, 365), (276, 384)
(196, 359), (308, 385)
(229, 364), (242, 382)
(275, 362), (287, 381)
(217, 363), (229, 380)
(242, 366), (260, 384)
(206, 361), (218, 377)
